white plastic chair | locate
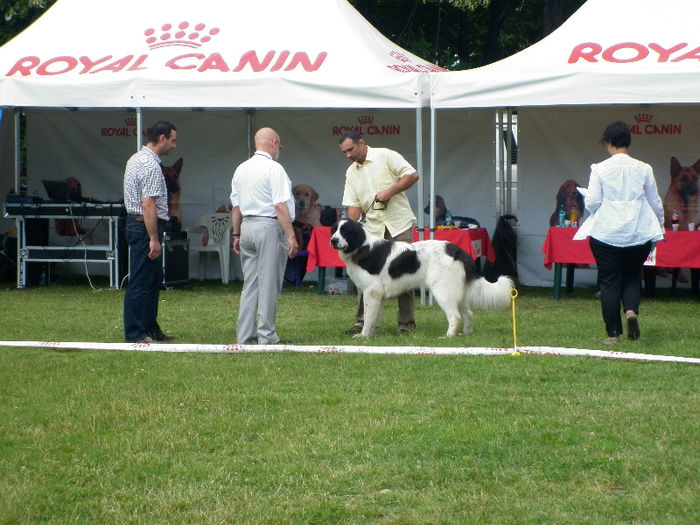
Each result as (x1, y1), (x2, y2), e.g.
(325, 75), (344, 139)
(187, 212), (231, 284)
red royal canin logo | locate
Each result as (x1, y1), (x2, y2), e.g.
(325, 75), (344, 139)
(144, 22), (220, 50)
(4, 20), (440, 77)
(332, 114), (401, 136)
(569, 42), (700, 63)
(629, 113), (682, 136)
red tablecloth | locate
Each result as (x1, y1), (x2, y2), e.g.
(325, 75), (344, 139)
(306, 226), (494, 273)
(542, 227), (700, 269)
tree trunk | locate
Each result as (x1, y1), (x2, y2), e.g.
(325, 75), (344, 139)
(543, 0), (563, 36)
(483, 0), (506, 65)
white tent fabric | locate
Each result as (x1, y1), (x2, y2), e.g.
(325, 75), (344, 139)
(2, 0), (486, 284)
(0, 0), (442, 109)
(429, 0), (700, 287)
(431, 0), (700, 108)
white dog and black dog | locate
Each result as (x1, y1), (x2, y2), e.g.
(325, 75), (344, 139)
(330, 219), (515, 338)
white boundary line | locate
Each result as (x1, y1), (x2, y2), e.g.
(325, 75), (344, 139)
(0, 340), (698, 364)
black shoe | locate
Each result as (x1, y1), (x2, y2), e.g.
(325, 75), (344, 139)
(152, 332), (175, 342)
(347, 324), (363, 334)
(627, 315), (640, 340)
(398, 321), (416, 334)
(128, 336), (154, 344)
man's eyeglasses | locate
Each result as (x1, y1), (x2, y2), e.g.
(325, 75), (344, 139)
(371, 200), (387, 211)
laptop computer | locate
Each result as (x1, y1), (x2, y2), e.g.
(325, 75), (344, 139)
(42, 180), (72, 202)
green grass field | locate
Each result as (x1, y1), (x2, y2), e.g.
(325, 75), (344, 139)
(0, 279), (698, 523)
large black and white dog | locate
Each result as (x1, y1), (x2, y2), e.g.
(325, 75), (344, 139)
(330, 219), (514, 338)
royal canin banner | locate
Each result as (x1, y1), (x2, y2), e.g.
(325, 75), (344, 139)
(0, 0), (442, 108)
(431, 0), (700, 108)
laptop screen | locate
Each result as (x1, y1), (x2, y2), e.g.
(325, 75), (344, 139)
(42, 180), (72, 202)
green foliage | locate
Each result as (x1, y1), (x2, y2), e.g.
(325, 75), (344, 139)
(0, 280), (698, 523)
(0, 0), (56, 46)
(351, 0), (587, 69)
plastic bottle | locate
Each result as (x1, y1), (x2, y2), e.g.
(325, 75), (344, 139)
(445, 209), (453, 226)
(569, 205), (578, 227)
(558, 204), (566, 227)
(671, 208), (679, 231)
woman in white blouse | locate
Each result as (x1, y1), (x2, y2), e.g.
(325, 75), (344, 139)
(574, 121), (665, 345)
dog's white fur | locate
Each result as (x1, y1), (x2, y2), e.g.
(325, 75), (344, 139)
(330, 220), (514, 338)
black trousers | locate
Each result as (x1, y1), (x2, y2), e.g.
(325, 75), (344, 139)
(589, 237), (652, 337)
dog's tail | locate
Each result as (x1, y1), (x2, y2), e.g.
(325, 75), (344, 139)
(466, 275), (514, 309)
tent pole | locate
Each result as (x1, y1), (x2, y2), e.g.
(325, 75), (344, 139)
(497, 110), (506, 217)
(136, 108), (143, 150)
(13, 108), (20, 194)
(416, 97), (425, 306)
(424, 106), (437, 306)
(506, 109), (514, 215)
(415, 105), (424, 231)
(247, 110), (254, 156)
(429, 106), (436, 239)
(13, 108), (22, 289)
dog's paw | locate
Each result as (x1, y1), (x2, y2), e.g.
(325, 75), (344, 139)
(352, 333), (367, 339)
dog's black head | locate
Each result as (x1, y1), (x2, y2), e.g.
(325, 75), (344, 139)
(330, 219), (366, 254)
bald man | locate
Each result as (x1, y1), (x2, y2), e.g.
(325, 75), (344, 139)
(230, 127), (298, 344)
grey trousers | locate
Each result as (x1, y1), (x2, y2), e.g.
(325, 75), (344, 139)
(354, 226), (415, 328)
(237, 217), (288, 344)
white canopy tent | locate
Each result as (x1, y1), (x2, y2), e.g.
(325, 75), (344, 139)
(0, 0), (457, 240)
(430, 0), (700, 286)
(431, 0), (700, 109)
(0, 0), (441, 109)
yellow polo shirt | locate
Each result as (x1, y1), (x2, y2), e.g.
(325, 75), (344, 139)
(342, 146), (417, 237)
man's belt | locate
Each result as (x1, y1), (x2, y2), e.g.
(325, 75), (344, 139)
(128, 213), (168, 225)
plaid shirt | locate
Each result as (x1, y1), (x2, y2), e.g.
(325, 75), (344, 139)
(123, 146), (169, 220)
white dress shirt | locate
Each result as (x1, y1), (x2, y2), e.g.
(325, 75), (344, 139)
(574, 153), (664, 247)
(230, 151), (295, 220)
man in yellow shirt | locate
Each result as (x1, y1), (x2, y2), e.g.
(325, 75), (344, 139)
(339, 131), (420, 334)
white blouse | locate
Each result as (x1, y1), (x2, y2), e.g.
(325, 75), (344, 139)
(574, 153), (664, 247)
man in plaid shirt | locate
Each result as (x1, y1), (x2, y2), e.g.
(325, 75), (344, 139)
(122, 121), (177, 343)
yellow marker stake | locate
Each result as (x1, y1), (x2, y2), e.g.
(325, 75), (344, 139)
(510, 288), (520, 355)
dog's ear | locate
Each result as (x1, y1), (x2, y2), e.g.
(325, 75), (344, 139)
(556, 183), (568, 204)
(671, 157), (681, 178)
(693, 159), (700, 174)
(311, 187), (319, 202)
(172, 157), (183, 174)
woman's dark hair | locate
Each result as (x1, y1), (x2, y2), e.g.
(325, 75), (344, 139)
(600, 120), (631, 148)
(147, 120), (177, 145)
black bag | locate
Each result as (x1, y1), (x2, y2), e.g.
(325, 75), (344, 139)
(320, 206), (338, 226)
(483, 214), (518, 282)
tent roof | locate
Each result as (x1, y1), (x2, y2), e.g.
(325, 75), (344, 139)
(0, 0), (442, 109)
(431, 0), (700, 109)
